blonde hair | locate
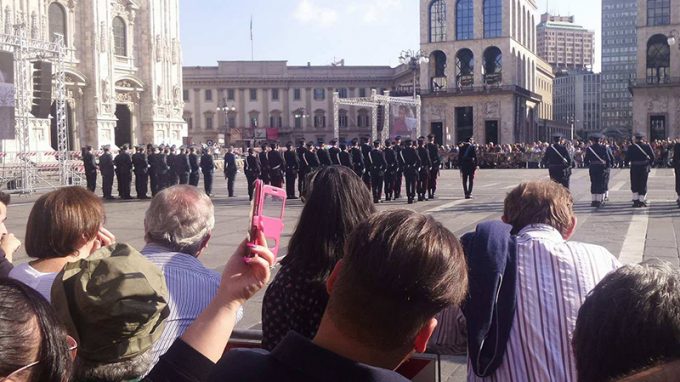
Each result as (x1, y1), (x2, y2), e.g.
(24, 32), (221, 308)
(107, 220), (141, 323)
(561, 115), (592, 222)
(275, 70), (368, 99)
(503, 181), (574, 236)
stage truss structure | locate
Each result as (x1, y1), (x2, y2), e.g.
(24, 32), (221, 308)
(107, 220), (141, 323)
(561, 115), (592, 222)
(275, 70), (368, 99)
(0, 24), (70, 193)
(332, 89), (422, 142)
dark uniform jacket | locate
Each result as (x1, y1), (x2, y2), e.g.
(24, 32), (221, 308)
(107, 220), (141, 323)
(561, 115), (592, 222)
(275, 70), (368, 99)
(99, 152), (114, 175)
(284, 150), (299, 173)
(384, 147), (398, 173)
(426, 143), (440, 167)
(339, 150), (353, 168)
(244, 155), (261, 178)
(400, 146), (421, 173)
(625, 142), (655, 167)
(175, 153), (191, 175)
(328, 147), (341, 165)
(189, 153), (200, 174)
(368, 148), (387, 174)
(114, 152), (133, 174)
(132, 152), (149, 174)
(224, 153), (238, 175)
(584, 143), (614, 168)
(459, 143), (477, 170)
(350, 147), (365, 173)
(417, 146), (431, 171)
(268, 150), (285, 174)
(200, 153), (215, 174)
(303, 149), (320, 169)
(317, 148), (332, 166)
(83, 152), (97, 173)
(542, 144), (573, 167)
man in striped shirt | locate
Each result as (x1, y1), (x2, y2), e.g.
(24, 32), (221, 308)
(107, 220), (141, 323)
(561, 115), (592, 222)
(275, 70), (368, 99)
(140, 185), (243, 372)
(468, 181), (620, 382)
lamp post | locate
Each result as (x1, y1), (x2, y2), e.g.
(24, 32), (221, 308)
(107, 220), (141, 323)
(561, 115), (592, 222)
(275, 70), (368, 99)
(399, 50), (429, 99)
(668, 30), (679, 48)
(217, 98), (236, 146)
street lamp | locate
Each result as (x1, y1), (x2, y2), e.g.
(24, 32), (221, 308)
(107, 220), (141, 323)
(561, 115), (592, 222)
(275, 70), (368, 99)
(668, 30), (679, 48)
(399, 49), (429, 99)
(217, 98), (236, 145)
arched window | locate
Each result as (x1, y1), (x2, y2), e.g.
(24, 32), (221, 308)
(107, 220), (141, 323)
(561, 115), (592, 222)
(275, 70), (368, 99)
(293, 108), (306, 129)
(269, 110), (282, 128)
(646, 34), (670, 84)
(113, 16), (127, 56)
(484, 0), (502, 38)
(455, 49), (474, 88)
(430, 0), (447, 43)
(249, 111), (259, 128)
(647, 0), (670, 26)
(357, 109), (370, 128)
(483, 47), (502, 85)
(49, 2), (67, 45)
(456, 0), (474, 40)
(339, 109), (348, 128)
(314, 110), (326, 129)
(430, 50), (448, 91)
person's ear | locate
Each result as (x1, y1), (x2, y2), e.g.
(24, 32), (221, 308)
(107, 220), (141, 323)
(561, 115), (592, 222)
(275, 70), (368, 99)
(413, 318), (437, 353)
(563, 216), (577, 240)
(501, 215), (508, 224)
(326, 260), (343, 294)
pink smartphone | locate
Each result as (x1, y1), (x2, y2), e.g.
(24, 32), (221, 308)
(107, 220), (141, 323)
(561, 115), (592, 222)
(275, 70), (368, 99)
(248, 179), (287, 258)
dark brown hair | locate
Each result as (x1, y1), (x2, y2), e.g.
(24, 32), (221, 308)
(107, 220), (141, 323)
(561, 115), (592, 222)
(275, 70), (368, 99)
(503, 180), (574, 235)
(327, 210), (468, 352)
(25, 186), (104, 259)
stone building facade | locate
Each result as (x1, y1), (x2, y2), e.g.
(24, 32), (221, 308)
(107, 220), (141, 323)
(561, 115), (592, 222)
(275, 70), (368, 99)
(1, 0), (186, 153)
(419, 0), (548, 145)
(182, 61), (413, 146)
(536, 13), (595, 72)
(554, 71), (601, 134)
(630, 0), (680, 140)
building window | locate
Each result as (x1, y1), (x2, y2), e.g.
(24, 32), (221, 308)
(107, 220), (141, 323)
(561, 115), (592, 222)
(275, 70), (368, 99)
(293, 109), (305, 129)
(183, 113), (192, 130)
(293, 88), (302, 100)
(205, 89), (213, 102)
(313, 88), (325, 101)
(483, 0), (502, 38)
(249, 111), (259, 128)
(183, 90), (189, 101)
(456, 0), (474, 40)
(227, 89), (235, 101)
(357, 109), (370, 128)
(314, 110), (326, 128)
(482, 46), (502, 84)
(205, 114), (214, 130)
(271, 89), (279, 101)
(337, 88), (348, 98)
(269, 111), (282, 128)
(48, 2), (67, 45)
(430, 0), (447, 43)
(112, 16), (127, 56)
(647, 0), (670, 26)
(646, 34), (670, 84)
(359, 88), (367, 97)
(339, 109), (348, 128)
(228, 113), (237, 129)
(455, 48), (475, 87)
(249, 89), (257, 101)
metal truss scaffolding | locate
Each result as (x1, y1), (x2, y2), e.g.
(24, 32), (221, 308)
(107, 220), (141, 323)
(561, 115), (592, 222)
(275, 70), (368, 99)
(333, 89), (422, 142)
(0, 24), (69, 193)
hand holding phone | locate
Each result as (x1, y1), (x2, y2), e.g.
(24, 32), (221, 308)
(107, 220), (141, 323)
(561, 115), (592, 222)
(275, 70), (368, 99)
(248, 179), (287, 258)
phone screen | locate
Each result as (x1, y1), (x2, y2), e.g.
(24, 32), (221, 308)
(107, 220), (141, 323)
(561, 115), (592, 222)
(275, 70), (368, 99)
(262, 193), (285, 219)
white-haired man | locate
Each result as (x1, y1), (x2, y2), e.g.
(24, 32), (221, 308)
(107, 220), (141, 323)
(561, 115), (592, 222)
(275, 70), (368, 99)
(141, 184), (241, 370)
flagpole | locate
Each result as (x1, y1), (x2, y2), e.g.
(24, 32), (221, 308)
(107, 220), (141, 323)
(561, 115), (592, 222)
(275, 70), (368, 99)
(250, 15), (254, 61)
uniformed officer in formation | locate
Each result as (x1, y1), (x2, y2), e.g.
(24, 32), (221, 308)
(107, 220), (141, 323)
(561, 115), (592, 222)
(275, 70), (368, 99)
(459, 137), (477, 199)
(317, 141), (332, 167)
(674, 141), (680, 208)
(166, 146), (178, 187)
(383, 139), (398, 201)
(284, 142), (299, 199)
(296, 141), (308, 196)
(258, 143), (270, 185)
(416, 137), (431, 202)
(224, 146), (238, 197)
(338, 143), (353, 169)
(176, 147), (191, 185)
(369, 140), (387, 203)
(82, 145), (98, 193)
(200, 148), (215, 196)
(189, 147), (200, 187)
(132, 146), (149, 199)
(584, 133), (614, 208)
(350, 139), (365, 180)
(268, 143), (285, 188)
(393, 136), (403, 199)
(360, 137), (373, 190)
(399, 138), (420, 204)
(542, 133), (574, 189)
(244, 147), (261, 201)
(625, 133), (655, 208)
(426, 135), (440, 199)
(113, 144), (133, 200)
(328, 140), (341, 165)
(99, 145), (115, 200)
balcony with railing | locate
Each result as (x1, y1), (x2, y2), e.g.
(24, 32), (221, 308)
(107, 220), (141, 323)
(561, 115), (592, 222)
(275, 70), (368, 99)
(629, 76), (680, 88)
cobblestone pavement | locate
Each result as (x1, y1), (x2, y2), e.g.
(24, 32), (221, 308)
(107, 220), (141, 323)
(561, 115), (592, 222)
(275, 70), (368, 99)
(8, 168), (680, 381)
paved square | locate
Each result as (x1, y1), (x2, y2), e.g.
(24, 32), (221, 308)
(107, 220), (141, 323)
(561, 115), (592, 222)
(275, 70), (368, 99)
(7, 167), (679, 381)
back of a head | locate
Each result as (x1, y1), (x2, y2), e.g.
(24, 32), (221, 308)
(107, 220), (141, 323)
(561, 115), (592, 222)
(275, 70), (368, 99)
(503, 180), (574, 236)
(573, 261), (680, 382)
(25, 186), (104, 260)
(282, 166), (375, 281)
(0, 278), (72, 382)
(327, 210), (468, 353)
(144, 185), (215, 256)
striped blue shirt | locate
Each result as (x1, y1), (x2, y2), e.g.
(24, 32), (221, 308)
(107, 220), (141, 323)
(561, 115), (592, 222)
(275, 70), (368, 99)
(141, 243), (243, 370)
(468, 224), (620, 382)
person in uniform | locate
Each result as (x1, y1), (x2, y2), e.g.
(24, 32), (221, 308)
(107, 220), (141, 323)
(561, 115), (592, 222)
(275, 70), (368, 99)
(303, 141), (320, 175)
(393, 136), (403, 199)
(132, 146), (149, 199)
(200, 148), (215, 196)
(158, 147), (170, 192)
(458, 137), (477, 199)
(369, 140), (387, 203)
(674, 141), (680, 208)
(416, 137), (431, 202)
(383, 139), (398, 201)
(113, 144), (133, 199)
(147, 146), (159, 196)
(584, 133), (613, 208)
(189, 147), (200, 187)
(244, 147), (261, 201)
(339, 143), (353, 169)
(625, 133), (655, 208)
(82, 146), (98, 193)
(296, 141), (308, 196)
(399, 138), (420, 204)
(350, 139), (365, 179)
(99, 145), (115, 200)
(268, 143), (285, 188)
(426, 135), (441, 199)
(258, 143), (271, 185)
(328, 140), (341, 165)
(166, 145), (178, 187)
(542, 133), (574, 189)
(224, 146), (238, 197)
(176, 147), (191, 185)
(360, 137), (373, 190)
(284, 142), (299, 199)
(317, 142), (332, 167)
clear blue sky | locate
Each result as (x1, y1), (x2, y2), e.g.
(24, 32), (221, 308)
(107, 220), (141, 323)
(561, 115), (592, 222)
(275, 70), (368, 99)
(180, 0), (601, 71)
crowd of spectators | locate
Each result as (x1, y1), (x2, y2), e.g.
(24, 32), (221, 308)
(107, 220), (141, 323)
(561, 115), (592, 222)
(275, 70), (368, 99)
(440, 139), (679, 170)
(0, 169), (679, 381)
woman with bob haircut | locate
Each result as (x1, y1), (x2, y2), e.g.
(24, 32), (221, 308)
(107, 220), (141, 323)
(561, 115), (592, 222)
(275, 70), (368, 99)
(9, 186), (114, 301)
(0, 278), (75, 382)
(261, 165), (376, 350)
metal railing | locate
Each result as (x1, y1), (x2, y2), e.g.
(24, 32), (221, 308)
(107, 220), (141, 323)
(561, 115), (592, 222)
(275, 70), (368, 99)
(629, 77), (680, 87)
